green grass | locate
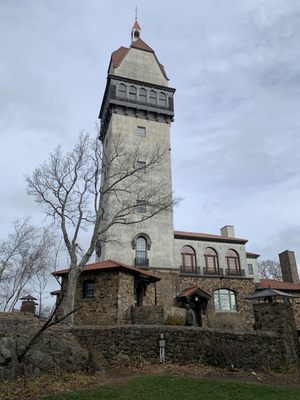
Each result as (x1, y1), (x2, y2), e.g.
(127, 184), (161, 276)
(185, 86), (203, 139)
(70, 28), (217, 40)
(45, 376), (300, 400)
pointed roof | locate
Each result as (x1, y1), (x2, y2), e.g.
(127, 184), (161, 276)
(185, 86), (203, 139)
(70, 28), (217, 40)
(133, 20), (141, 30)
(178, 285), (211, 300)
(109, 41), (168, 80)
(131, 38), (153, 52)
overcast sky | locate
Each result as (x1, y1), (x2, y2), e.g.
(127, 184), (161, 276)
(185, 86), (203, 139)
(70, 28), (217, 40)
(1, 0), (300, 271)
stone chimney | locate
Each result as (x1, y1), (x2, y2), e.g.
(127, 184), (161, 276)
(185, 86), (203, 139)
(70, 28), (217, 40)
(220, 225), (235, 238)
(279, 250), (299, 283)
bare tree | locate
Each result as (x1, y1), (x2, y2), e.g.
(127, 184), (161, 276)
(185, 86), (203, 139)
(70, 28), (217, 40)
(0, 219), (55, 311)
(258, 260), (282, 280)
(26, 133), (180, 322)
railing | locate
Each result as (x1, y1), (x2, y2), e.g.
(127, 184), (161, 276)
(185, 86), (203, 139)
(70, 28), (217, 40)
(135, 258), (149, 268)
(225, 268), (246, 277)
(180, 265), (200, 275)
(202, 267), (224, 277)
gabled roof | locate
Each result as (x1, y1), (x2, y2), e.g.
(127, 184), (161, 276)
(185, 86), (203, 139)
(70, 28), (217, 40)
(174, 230), (248, 244)
(131, 38), (153, 52)
(52, 259), (160, 282)
(133, 20), (141, 30)
(178, 285), (211, 300)
(257, 279), (300, 292)
(109, 41), (168, 80)
(246, 252), (260, 259)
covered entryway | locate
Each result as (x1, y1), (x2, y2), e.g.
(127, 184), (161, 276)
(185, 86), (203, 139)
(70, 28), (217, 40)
(177, 286), (211, 327)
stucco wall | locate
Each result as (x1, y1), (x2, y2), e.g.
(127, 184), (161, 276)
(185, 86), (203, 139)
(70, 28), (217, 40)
(99, 113), (175, 270)
(113, 47), (168, 86)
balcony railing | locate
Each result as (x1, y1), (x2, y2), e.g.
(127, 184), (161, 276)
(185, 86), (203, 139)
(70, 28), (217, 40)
(225, 268), (246, 277)
(180, 265), (200, 275)
(202, 267), (224, 277)
(135, 258), (149, 268)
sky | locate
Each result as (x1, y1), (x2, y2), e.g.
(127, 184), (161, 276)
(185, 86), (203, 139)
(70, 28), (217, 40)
(1, 0), (300, 275)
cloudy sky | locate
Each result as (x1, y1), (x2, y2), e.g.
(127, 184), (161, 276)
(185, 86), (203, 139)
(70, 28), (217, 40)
(1, 0), (300, 270)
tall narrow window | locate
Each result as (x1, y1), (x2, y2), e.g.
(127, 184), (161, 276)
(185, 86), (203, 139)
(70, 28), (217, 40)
(136, 200), (146, 213)
(82, 280), (95, 298)
(137, 126), (146, 137)
(181, 246), (197, 273)
(214, 289), (237, 312)
(118, 83), (126, 98)
(139, 88), (147, 103)
(204, 247), (219, 275)
(158, 92), (167, 107)
(149, 90), (157, 105)
(128, 85), (137, 100)
(135, 236), (148, 267)
(247, 264), (254, 275)
(226, 249), (241, 276)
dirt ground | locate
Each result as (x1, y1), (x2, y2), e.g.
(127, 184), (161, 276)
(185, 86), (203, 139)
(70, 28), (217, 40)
(1, 363), (300, 400)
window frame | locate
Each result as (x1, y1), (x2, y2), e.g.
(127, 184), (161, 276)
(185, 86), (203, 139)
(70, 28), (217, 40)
(82, 279), (96, 299)
(136, 161), (146, 173)
(181, 245), (197, 274)
(247, 263), (254, 275)
(204, 247), (219, 275)
(226, 249), (241, 276)
(214, 289), (237, 312)
(137, 126), (146, 137)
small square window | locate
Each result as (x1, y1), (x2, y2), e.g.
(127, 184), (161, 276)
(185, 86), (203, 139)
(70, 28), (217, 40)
(136, 200), (146, 213)
(137, 126), (146, 137)
(136, 161), (146, 173)
(247, 263), (254, 275)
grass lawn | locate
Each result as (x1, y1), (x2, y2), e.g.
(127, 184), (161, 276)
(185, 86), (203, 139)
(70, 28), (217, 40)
(46, 376), (300, 400)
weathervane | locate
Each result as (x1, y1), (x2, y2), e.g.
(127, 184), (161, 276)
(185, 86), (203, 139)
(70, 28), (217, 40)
(135, 5), (138, 21)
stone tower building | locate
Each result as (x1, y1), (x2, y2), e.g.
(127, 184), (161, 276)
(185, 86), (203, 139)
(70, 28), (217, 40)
(97, 21), (176, 270)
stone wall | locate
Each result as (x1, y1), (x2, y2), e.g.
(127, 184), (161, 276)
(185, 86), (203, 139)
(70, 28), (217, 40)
(145, 271), (256, 327)
(253, 302), (300, 369)
(73, 325), (289, 371)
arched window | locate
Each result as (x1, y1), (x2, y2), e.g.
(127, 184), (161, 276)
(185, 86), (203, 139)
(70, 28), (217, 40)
(226, 249), (241, 276)
(181, 245), (197, 273)
(214, 289), (237, 312)
(139, 88), (147, 103)
(149, 90), (157, 105)
(128, 85), (137, 100)
(204, 247), (219, 275)
(158, 92), (167, 107)
(135, 236), (148, 267)
(118, 83), (126, 98)
(82, 279), (95, 298)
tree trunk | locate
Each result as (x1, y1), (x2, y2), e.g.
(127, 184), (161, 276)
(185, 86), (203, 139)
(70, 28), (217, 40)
(63, 265), (81, 325)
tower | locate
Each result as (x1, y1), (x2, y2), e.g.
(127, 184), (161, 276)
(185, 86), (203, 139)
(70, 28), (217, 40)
(97, 21), (176, 270)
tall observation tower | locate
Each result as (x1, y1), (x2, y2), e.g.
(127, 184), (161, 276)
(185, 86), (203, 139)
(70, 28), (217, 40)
(97, 21), (176, 270)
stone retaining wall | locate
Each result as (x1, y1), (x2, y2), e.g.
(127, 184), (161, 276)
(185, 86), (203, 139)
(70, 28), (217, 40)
(72, 325), (291, 371)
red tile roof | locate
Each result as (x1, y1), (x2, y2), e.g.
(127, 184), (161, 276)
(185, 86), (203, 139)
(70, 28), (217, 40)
(132, 20), (141, 30)
(52, 259), (160, 282)
(109, 41), (168, 80)
(179, 285), (211, 299)
(111, 46), (129, 68)
(257, 279), (300, 291)
(246, 252), (260, 259)
(131, 38), (153, 52)
(174, 230), (248, 244)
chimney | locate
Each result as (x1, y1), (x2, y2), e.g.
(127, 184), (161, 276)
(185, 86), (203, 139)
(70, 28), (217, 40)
(220, 225), (235, 238)
(279, 250), (299, 283)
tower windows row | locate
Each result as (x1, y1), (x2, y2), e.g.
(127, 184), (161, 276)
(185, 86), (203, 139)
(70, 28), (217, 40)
(117, 83), (167, 107)
(181, 246), (242, 276)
